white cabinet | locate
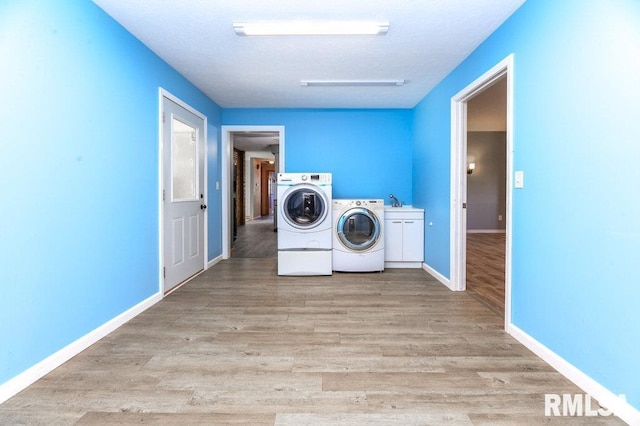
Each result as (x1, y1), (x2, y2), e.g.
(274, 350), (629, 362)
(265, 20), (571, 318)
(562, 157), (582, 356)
(384, 208), (424, 268)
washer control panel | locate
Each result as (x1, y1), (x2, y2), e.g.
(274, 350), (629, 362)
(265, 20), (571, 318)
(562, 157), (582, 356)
(278, 173), (332, 185)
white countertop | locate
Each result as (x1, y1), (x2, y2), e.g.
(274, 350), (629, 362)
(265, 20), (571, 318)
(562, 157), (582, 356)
(384, 205), (424, 212)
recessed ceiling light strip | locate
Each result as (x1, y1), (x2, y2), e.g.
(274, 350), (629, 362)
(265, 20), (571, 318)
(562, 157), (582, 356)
(300, 80), (405, 87)
(233, 21), (389, 36)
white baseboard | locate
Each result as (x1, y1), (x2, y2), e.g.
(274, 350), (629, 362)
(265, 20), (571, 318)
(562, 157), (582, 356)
(0, 292), (162, 404)
(207, 254), (224, 269)
(422, 262), (453, 290)
(508, 323), (639, 425)
(385, 261), (422, 269)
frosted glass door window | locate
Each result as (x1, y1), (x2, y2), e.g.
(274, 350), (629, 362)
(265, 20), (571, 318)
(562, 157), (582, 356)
(172, 118), (198, 201)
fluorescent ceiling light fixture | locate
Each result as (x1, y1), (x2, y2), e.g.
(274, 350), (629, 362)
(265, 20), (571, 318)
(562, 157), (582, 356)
(301, 79), (405, 87)
(233, 21), (389, 36)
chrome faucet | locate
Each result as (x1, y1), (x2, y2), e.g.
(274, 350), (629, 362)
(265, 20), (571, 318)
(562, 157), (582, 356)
(389, 194), (402, 207)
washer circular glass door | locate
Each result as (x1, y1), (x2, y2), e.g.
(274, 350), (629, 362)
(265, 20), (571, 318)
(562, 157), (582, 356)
(336, 207), (381, 251)
(281, 184), (328, 230)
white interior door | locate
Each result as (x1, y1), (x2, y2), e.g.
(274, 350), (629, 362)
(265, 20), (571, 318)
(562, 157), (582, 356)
(162, 96), (205, 293)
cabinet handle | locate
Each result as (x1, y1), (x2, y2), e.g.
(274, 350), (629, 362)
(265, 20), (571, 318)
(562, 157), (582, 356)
(392, 221), (402, 223)
(405, 221), (414, 223)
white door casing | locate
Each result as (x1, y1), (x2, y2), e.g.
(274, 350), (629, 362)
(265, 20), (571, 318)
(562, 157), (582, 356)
(160, 90), (207, 293)
(450, 54), (514, 329)
(220, 125), (285, 259)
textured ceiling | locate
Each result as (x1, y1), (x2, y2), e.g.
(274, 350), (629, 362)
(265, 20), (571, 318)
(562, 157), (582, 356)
(232, 131), (280, 152)
(92, 0), (525, 109)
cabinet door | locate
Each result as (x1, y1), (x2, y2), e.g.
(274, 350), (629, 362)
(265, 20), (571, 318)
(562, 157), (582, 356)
(384, 219), (404, 261)
(402, 220), (424, 261)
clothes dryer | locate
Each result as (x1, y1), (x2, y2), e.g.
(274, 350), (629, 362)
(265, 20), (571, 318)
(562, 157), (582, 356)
(332, 199), (385, 272)
(277, 173), (332, 275)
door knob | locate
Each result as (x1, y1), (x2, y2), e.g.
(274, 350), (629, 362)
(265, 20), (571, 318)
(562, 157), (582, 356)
(200, 204), (207, 210)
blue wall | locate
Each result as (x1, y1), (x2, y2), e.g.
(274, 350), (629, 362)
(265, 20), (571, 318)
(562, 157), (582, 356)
(0, 0), (222, 384)
(413, 0), (640, 409)
(222, 109), (413, 203)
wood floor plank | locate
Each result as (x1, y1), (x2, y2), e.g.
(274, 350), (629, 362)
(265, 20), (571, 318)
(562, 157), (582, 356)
(143, 353), (295, 374)
(158, 371), (323, 393)
(274, 412), (474, 425)
(322, 371), (491, 392)
(214, 331), (341, 345)
(182, 390), (368, 414)
(292, 356), (444, 373)
(469, 413), (620, 425)
(76, 411), (275, 425)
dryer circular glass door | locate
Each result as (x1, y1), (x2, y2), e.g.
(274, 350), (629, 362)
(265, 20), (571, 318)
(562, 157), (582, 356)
(281, 184), (329, 230)
(336, 207), (381, 251)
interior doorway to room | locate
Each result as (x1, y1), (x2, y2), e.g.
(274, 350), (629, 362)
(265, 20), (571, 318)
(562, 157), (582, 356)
(465, 77), (507, 316)
(450, 55), (513, 328)
(259, 160), (276, 217)
(231, 156), (277, 258)
(221, 127), (284, 259)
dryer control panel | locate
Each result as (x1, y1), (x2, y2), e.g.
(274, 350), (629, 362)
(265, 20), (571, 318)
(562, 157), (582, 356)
(335, 199), (384, 209)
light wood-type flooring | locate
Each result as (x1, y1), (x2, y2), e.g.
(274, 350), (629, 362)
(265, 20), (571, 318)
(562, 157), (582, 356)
(233, 220), (507, 318)
(0, 258), (623, 425)
(466, 233), (506, 317)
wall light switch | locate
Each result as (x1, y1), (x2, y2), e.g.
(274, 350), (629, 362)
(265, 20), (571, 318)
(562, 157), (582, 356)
(515, 171), (524, 188)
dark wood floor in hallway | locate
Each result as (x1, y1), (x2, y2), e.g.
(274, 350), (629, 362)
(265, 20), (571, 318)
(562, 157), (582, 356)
(0, 258), (623, 425)
(466, 232), (506, 317)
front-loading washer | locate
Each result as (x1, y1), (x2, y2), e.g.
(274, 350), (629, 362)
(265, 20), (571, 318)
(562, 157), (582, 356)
(332, 199), (385, 272)
(277, 173), (332, 275)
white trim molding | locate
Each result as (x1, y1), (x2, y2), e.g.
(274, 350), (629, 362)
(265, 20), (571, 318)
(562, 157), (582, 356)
(207, 254), (224, 269)
(385, 261), (422, 269)
(508, 324), (640, 425)
(450, 54), (514, 330)
(220, 125), (285, 260)
(422, 262), (452, 290)
(0, 292), (162, 404)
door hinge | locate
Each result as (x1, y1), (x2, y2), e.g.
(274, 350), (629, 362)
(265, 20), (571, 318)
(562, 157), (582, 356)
(162, 112), (165, 123)
(163, 189), (166, 201)
(191, 131), (196, 141)
(462, 202), (467, 209)
(163, 267), (166, 278)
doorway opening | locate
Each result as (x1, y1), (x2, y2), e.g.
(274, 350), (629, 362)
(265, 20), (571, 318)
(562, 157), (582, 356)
(230, 156), (277, 258)
(450, 55), (513, 329)
(221, 126), (284, 259)
(465, 77), (507, 316)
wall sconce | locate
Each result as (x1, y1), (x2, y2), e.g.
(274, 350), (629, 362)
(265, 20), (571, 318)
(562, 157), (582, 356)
(467, 162), (476, 174)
